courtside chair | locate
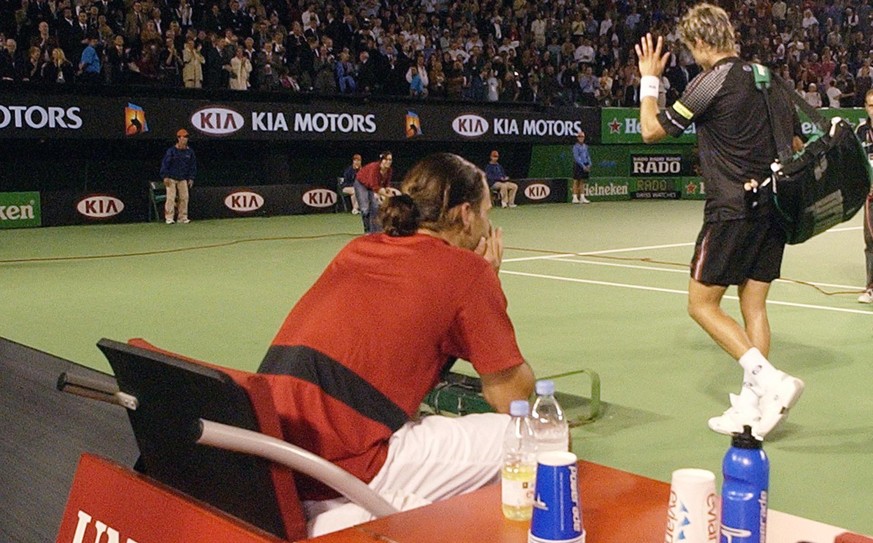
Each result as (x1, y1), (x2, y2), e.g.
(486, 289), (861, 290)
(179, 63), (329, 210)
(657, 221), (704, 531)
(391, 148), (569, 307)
(336, 177), (349, 213)
(80, 338), (396, 541)
(148, 181), (167, 222)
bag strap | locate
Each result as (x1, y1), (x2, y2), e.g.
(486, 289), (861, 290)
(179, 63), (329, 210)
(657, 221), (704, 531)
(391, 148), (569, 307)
(752, 63), (795, 163)
(771, 70), (830, 134)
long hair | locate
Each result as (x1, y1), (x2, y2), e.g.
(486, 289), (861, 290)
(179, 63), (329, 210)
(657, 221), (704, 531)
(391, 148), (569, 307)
(678, 3), (736, 53)
(380, 153), (486, 237)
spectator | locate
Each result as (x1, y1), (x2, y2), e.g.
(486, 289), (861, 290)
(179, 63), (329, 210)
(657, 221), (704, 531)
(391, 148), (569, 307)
(229, 45), (252, 89)
(182, 36), (204, 88)
(256, 42), (282, 91)
(158, 34), (183, 86)
(23, 45), (43, 82)
(0, 38), (22, 81)
(405, 53), (428, 96)
(105, 35), (133, 85)
(41, 46), (75, 84)
(805, 82), (823, 107)
(77, 34), (101, 84)
(428, 57), (446, 97)
(335, 50), (356, 93)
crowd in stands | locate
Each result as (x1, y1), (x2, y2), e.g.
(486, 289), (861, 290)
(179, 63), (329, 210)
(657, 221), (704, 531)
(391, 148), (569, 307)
(1, 0), (873, 107)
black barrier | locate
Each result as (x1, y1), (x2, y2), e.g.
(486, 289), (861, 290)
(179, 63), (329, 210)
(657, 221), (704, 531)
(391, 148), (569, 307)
(188, 183), (338, 219)
(0, 90), (599, 144)
(514, 178), (569, 205)
(41, 190), (147, 226)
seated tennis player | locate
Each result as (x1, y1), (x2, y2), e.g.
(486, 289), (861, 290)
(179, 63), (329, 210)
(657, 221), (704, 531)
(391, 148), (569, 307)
(259, 152), (535, 536)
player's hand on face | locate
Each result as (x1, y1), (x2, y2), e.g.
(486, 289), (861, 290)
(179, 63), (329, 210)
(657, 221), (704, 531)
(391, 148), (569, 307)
(635, 33), (670, 77)
(475, 224), (503, 273)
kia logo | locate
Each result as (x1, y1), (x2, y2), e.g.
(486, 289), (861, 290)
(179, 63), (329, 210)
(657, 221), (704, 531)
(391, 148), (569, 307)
(224, 191), (264, 212)
(452, 114), (488, 137)
(524, 183), (551, 201)
(77, 195), (124, 218)
(302, 188), (337, 208)
(191, 106), (244, 136)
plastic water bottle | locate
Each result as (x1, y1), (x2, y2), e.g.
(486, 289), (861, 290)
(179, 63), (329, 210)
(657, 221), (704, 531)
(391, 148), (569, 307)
(502, 399), (537, 521)
(720, 425), (769, 543)
(531, 380), (570, 453)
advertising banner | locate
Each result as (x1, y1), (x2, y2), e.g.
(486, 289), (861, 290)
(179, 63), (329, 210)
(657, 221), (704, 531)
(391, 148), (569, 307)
(590, 177), (706, 201)
(601, 108), (697, 145)
(601, 106), (869, 144)
(513, 178), (569, 205)
(41, 190), (146, 226)
(629, 154), (692, 177)
(0, 191), (41, 228)
(0, 91), (598, 144)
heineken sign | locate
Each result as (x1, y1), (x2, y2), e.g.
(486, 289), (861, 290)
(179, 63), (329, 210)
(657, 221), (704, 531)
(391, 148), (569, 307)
(602, 106), (870, 143)
(601, 108), (697, 144)
(0, 192), (41, 228)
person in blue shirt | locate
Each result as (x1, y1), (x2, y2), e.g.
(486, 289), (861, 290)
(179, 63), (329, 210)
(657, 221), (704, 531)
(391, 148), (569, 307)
(484, 150), (517, 208)
(572, 130), (592, 204)
(77, 34), (101, 84)
(340, 154), (362, 214)
(160, 129), (198, 224)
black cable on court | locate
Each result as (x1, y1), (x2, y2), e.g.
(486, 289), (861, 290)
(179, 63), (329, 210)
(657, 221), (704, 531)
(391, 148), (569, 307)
(0, 233), (360, 264)
(0, 234), (862, 295)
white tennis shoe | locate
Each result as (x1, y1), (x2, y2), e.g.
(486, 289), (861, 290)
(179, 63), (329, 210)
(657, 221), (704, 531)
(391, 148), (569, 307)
(858, 288), (873, 303)
(708, 394), (762, 437)
(754, 371), (805, 438)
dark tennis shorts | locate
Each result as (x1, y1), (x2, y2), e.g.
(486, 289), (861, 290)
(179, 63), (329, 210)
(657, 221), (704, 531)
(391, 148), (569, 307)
(573, 163), (590, 179)
(690, 215), (786, 286)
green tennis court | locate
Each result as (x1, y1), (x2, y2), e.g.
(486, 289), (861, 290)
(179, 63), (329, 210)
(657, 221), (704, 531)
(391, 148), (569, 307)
(3, 200), (872, 536)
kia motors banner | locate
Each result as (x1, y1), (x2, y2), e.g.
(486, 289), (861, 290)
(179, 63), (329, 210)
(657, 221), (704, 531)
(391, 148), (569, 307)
(41, 190), (146, 226)
(38, 183), (344, 226)
(0, 91), (598, 144)
(188, 183), (338, 219)
(513, 178), (568, 205)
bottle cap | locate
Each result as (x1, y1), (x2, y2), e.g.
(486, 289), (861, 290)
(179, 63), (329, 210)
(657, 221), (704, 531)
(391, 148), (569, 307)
(731, 425), (763, 449)
(535, 380), (556, 395)
(509, 400), (530, 417)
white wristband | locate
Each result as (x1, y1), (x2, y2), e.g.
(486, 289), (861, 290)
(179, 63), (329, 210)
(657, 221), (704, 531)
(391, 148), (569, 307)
(640, 75), (660, 99)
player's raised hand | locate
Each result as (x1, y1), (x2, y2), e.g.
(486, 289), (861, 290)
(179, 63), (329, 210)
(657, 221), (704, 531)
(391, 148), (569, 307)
(635, 33), (670, 78)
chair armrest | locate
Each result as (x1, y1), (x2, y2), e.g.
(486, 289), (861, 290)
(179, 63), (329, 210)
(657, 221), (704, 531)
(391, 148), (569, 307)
(196, 419), (399, 518)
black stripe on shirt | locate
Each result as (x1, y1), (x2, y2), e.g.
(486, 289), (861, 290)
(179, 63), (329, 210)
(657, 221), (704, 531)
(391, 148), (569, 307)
(258, 345), (409, 433)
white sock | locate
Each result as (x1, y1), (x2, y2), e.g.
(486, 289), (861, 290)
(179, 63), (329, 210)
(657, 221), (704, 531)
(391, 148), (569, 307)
(738, 347), (778, 386)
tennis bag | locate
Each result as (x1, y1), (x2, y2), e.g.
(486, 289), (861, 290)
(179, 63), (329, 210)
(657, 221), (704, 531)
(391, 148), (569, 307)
(754, 65), (872, 245)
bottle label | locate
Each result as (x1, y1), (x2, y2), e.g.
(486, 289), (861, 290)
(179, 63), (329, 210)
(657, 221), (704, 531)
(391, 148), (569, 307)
(501, 464), (535, 507)
(720, 490), (767, 543)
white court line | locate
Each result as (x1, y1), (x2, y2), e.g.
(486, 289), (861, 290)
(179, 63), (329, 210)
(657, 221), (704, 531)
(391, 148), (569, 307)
(539, 256), (863, 291)
(503, 242), (694, 263)
(501, 270), (873, 316)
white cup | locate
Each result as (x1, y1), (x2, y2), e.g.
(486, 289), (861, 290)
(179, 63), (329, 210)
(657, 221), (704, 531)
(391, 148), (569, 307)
(664, 468), (719, 543)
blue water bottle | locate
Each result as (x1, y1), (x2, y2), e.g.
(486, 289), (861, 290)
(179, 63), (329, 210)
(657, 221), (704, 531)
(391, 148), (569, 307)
(720, 425), (769, 543)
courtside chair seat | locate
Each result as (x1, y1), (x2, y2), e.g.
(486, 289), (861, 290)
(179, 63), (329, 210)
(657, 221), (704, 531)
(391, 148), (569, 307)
(119, 339), (396, 539)
(336, 177), (349, 213)
(148, 181), (167, 222)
